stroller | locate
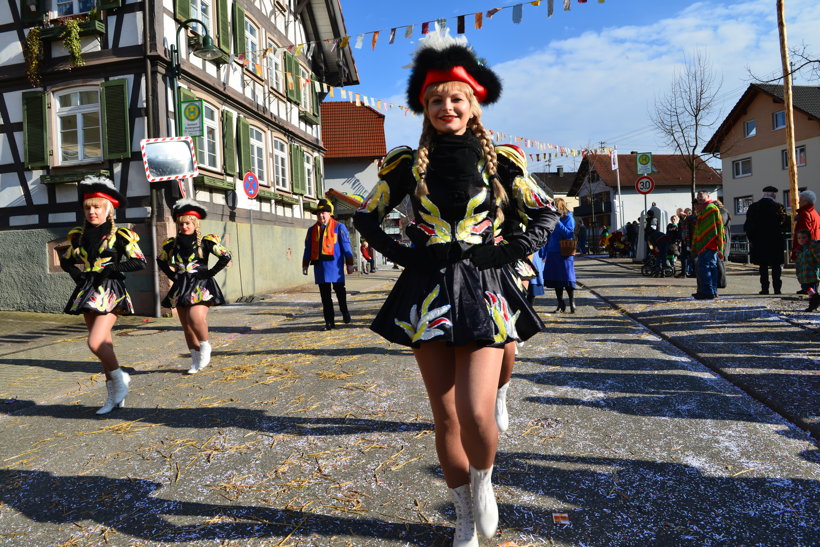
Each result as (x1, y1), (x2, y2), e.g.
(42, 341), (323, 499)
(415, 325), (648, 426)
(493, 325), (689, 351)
(606, 231), (630, 258)
(641, 230), (678, 277)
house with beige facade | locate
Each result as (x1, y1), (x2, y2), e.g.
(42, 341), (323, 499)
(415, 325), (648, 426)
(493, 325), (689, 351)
(702, 84), (820, 233)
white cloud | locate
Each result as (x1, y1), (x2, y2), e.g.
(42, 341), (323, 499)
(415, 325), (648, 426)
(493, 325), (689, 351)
(383, 0), (820, 159)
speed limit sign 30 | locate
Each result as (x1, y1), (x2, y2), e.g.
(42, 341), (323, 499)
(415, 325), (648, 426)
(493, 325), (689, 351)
(635, 176), (655, 194)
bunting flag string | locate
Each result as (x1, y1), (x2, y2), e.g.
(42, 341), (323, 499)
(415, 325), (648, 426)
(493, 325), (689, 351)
(228, 0), (604, 64)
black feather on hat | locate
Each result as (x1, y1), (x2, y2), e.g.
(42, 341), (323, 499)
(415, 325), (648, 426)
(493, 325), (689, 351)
(406, 28), (502, 114)
(172, 198), (207, 220)
(78, 175), (124, 207)
(316, 199), (334, 214)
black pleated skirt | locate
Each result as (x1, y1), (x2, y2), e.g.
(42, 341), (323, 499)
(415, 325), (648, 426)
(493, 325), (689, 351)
(64, 278), (135, 315)
(161, 274), (226, 308)
(370, 259), (544, 348)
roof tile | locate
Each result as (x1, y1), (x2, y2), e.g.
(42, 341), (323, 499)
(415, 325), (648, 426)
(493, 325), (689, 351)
(320, 102), (387, 160)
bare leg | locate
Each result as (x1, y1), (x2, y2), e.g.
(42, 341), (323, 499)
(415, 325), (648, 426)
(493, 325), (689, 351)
(499, 343), (515, 388)
(84, 312), (119, 378)
(186, 304), (210, 342)
(414, 341), (468, 488)
(454, 344), (503, 469)
(176, 307), (200, 350)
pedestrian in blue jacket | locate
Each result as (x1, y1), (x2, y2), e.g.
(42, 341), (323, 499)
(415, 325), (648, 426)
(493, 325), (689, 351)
(302, 199), (354, 330)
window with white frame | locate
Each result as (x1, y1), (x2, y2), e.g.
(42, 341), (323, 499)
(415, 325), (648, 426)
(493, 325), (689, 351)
(196, 102), (219, 170)
(54, 0), (95, 16)
(55, 88), (102, 165)
(268, 45), (284, 93)
(273, 138), (288, 190)
(299, 65), (310, 107)
(743, 120), (756, 138)
(781, 145), (807, 169)
(304, 152), (314, 196)
(244, 20), (260, 75)
(189, 0), (212, 36)
(249, 126), (266, 183)
(732, 157), (752, 178)
(734, 195), (753, 215)
(772, 110), (785, 130)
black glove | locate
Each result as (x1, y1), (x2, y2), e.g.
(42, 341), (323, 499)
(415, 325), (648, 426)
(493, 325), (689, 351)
(390, 245), (432, 270)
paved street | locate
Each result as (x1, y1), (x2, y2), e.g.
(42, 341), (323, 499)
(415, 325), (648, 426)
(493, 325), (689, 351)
(0, 257), (817, 546)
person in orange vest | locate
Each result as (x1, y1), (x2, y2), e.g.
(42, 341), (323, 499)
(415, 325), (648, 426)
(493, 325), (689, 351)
(303, 199), (354, 330)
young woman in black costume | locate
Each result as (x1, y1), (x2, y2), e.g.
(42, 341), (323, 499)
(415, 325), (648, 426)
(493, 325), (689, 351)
(157, 199), (231, 374)
(60, 176), (147, 414)
(353, 31), (558, 546)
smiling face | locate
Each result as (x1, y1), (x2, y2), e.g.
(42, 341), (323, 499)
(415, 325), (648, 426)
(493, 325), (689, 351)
(83, 198), (110, 226)
(424, 81), (477, 136)
(177, 215), (199, 235)
(317, 211), (331, 226)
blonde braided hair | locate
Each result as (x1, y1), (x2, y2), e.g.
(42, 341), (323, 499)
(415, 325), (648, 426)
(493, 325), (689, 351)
(414, 81), (507, 219)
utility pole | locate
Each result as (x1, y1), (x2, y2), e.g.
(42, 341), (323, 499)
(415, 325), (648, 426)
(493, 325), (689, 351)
(777, 0), (799, 224)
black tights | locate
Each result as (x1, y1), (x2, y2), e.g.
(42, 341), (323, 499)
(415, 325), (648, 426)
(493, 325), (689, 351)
(554, 287), (575, 301)
(318, 282), (348, 325)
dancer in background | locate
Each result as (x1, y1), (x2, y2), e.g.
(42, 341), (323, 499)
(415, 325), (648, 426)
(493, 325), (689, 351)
(157, 199), (231, 374)
(60, 176), (147, 414)
(354, 30), (557, 546)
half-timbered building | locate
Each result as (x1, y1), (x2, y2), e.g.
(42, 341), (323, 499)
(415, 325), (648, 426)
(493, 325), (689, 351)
(0, 0), (358, 313)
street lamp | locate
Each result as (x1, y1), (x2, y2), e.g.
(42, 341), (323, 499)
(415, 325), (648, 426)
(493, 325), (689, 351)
(169, 18), (221, 135)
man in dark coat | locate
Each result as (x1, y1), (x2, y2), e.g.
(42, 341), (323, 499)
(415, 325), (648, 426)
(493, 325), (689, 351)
(743, 186), (789, 294)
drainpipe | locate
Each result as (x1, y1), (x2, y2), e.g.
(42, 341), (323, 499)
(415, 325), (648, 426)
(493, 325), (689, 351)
(144, 0), (161, 317)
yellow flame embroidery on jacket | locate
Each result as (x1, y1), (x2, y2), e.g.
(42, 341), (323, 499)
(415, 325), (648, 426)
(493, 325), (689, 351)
(455, 188), (490, 244)
(418, 196), (452, 244)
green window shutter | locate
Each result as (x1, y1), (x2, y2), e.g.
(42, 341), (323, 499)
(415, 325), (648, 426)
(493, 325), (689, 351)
(216, 0), (231, 54)
(294, 145), (306, 195)
(222, 110), (236, 176)
(174, 0), (190, 22)
(285, 53), (300, 104)
(289, 143), (301, 194)
(22, 91), (48, 169)
(314, 155), (323, 197)
(310, 73), (320, 115)
(179, 89), (199, 162)
(21, 0), (43, 24)
(237, 116), (250, 176)
(101, 79), (131, 160)
(232, 3), (245, 57)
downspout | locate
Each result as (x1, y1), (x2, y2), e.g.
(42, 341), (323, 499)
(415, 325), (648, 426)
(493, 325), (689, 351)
(144, 0), (161, 317)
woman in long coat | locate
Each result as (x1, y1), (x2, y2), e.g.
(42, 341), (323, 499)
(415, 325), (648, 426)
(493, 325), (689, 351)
(543, 198), (577, 312)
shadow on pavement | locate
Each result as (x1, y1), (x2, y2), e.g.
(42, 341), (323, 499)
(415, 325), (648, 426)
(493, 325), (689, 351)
(0, 469), (447, 545)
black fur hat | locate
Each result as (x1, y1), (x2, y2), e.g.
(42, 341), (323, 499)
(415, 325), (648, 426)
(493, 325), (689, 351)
(172, 198), (207, 220)
(78, 175), (124, 207)
(407, 29), (502, 114)
(316, 198), (334, 214)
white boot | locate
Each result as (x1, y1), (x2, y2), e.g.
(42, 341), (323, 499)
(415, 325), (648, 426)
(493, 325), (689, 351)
(449, 484), (478, 547)
(470, 465), (498, 539)
(198, 341), (212, 369)
(495, 382), (510, 433)
(96, 369), (130, 414)
(187, 349), (201, 374)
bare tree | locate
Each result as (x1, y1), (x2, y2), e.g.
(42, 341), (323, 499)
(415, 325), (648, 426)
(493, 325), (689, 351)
(651, 51), (723, 202)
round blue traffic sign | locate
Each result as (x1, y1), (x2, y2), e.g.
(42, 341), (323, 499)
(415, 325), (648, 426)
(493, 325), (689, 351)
(243, 171), (259, 199)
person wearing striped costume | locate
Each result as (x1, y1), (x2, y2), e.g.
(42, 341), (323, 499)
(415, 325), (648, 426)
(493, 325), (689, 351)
(692, 190), (725, 300)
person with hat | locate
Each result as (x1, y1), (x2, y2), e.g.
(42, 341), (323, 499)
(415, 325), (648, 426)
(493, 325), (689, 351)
(59, 175), (147, 414)
(353, 28), (557, 546)
(157, 199), (232, 374)
(302, 198), (354, 330)
(743, 186), (789, 295)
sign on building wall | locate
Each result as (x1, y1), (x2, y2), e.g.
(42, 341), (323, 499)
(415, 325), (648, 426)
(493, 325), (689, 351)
(180, 99), (204, 138)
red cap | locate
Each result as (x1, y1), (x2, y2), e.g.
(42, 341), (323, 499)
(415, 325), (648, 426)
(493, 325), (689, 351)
(83, 192), (120, 208)
(420, 65), (487, 105)
(179, 210), (202, 219)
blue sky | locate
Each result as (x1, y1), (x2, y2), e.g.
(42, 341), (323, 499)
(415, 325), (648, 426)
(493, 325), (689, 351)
(329, 0), (820, 171)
